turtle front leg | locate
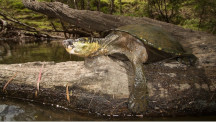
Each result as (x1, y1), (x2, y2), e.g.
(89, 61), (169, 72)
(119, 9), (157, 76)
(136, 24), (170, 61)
(128, 62), (148, 114)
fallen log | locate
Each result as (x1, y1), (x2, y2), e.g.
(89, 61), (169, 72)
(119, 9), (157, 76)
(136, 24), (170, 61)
(21, 0), (216, 67)
(0, 0), (215, 117)
(0, 56), (216, 116)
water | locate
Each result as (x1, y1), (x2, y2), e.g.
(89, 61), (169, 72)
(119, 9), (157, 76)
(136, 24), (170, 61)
(0, 40), (216, 120)
(0, 97), (105, 121)
(0, 40), (83, 64)
(1, 97), (216, 121)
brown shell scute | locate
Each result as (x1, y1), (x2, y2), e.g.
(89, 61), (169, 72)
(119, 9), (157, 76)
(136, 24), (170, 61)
(116, 24), (185, 55)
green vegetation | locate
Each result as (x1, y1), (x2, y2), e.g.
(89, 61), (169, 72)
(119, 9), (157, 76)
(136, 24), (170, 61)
(0, 0), (215, 34)
(0, 0), (62, 31)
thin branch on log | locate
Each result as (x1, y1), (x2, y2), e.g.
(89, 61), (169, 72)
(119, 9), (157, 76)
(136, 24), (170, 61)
(3, 72), (18, 92)
(50, 21), (58, 31)
(66, 83), (70, 103)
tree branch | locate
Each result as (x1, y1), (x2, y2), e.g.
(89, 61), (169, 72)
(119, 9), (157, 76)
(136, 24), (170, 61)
(0, 11), (36, 31)
(22, 0), (127, 32)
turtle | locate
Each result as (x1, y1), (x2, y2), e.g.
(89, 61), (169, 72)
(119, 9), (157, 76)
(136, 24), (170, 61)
(62, 24), (197, 113)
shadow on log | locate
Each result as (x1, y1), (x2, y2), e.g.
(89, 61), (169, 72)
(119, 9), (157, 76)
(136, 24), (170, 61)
(0, 0), (215, 117)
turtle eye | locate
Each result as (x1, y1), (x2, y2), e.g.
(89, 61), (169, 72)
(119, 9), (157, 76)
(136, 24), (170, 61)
(68, 41), (73, 45)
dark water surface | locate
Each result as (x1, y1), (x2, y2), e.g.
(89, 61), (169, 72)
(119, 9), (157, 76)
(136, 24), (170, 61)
(0, 40), (216, 121)
(0, 40), (83, 64)
(0, 97), (216, 121)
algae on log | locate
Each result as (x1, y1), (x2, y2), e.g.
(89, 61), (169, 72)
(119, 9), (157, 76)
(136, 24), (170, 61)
(0, 56), (216, 116)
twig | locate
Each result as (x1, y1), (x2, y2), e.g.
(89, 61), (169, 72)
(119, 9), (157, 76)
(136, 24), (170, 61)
(66, 83), (70, 103)
(60, 20), (69, 39)
(3, 72), (18, 92)
(37, 63), (45, 92)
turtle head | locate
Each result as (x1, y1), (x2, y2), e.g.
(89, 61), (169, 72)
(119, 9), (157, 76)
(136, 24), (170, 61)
(63, 37), (101, 57)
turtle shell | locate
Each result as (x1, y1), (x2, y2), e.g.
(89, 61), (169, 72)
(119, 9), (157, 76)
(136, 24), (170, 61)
(114, 24), (185, 55)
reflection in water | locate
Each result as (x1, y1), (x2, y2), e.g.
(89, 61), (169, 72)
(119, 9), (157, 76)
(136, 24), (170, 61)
(0, 98), (216, 121)
(0, 40), (83, 64)
(0, 98), (104, 121)
(0, 42), (11, 61)
(0, 104), (24, 121)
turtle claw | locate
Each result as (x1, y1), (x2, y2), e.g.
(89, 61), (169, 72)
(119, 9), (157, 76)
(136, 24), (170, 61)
(128, 94), (147, 114)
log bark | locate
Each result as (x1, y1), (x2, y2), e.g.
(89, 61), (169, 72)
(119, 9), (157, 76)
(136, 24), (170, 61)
(0, 56), (216, 116)
(0, 0), (215, 116)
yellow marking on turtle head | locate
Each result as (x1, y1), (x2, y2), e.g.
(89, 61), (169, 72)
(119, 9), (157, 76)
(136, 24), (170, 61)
(67, 41), (101, 57)
(158, 47), (162, 50)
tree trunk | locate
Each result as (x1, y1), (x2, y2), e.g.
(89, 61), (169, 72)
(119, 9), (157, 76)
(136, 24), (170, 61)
(80, 0), (85, 10)
(147, 0), (154, 18)
(86, 0), (90, 10)
(96, 0), (101, 11)
(73, 0), (78, 9)
(119, 0), (122, 14)
(1, 0), (215, 116)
